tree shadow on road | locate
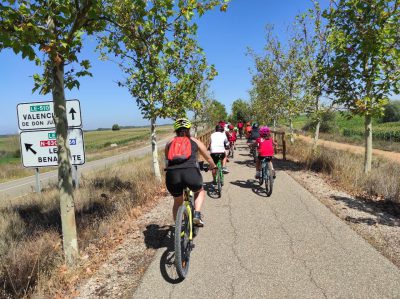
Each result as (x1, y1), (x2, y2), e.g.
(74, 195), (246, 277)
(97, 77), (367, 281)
(143, 224), (184, 284)
(331, 195), (400, 227)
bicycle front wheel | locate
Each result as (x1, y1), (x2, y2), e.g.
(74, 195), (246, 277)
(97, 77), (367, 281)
(174, 205), (191, 278)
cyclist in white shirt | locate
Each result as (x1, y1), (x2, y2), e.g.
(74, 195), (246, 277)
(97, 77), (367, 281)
(209, 125), (230, 184)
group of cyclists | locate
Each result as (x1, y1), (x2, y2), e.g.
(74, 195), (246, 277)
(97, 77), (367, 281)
(164, 118), (277, 227)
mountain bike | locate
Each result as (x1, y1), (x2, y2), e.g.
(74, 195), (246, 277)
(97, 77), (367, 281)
(174, 187), (199, 279)
(211, 153), (224, 198)
(258, 156), (274, 196)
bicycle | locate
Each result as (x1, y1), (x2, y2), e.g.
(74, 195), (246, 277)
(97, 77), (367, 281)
(258, 156), (274, 196)
(211, 154), (224, 198)
(174, 187), (199, 279)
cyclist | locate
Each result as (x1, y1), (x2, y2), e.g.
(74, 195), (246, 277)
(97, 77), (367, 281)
(254, 126), (277, 179)
(247, 122), (260, 145)
(226, 125), (237, 151)
(237, 120), (244, 138)
(245, 122), (252, 139)
(165, 118), (217, 227)
(209, 124), (230, 183)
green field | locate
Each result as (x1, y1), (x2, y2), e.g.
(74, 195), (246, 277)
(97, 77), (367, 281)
(291, 113), (400, 151)
(0, 126), (172, 182)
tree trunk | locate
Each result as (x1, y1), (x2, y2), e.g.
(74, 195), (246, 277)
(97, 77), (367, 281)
(364, 114), (372, 173)
(273, 118), (276, 131)
(52, 61), (79, 267)
(289, 118), (294, 143)
(151, 118), (162, 181)
(312, 119), (321, 152)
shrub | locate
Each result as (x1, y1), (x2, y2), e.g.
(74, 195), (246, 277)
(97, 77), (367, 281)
(302, 110), (337, 133)
(112, 124), (120, 131)
(380, 101), (400, 123)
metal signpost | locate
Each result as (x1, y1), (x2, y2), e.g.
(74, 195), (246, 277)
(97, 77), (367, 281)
(17, 100), (85, 192)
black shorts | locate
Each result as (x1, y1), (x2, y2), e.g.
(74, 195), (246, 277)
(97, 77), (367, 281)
(210, 153), (226, 164)
(165, 168), (203, 197)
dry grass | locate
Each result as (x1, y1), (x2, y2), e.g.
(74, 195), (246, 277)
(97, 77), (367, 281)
(287, 140), (400, 204)
(0, 155), (165, 298)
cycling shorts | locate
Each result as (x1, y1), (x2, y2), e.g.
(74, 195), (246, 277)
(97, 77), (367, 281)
(166, 167), (203, 197)
(210, 153), (226, 164)
(258, 156), (272, 162)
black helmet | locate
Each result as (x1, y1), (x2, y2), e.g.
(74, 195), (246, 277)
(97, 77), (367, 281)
(215, 125), (224, 132)
(252, 122), (259, 129)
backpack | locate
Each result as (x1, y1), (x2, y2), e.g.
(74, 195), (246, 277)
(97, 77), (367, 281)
(167, 137), (192, 164)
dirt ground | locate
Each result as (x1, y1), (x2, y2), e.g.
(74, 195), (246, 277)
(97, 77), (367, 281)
(298, 135), (400, 163)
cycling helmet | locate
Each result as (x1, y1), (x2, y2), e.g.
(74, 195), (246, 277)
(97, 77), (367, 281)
(228, 124), (234, 130)
(260, 126), (270, 136)
(215, 124), (224, 132)
(174, 118), (191, 131)
(252, 122), (259, 129)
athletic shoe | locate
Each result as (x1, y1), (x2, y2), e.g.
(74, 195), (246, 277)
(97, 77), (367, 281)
(212, 179), (217, 186)
(272, 170), (276, 179)
(223, 167), (229, 173)
(193, 211), (204, 227)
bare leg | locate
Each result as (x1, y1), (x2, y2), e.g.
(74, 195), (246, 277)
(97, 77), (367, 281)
(268, 161), (274, 170)
(172, 196), (184, 221)
(223, 154), (227, 167)
(194, 189), (205, 212)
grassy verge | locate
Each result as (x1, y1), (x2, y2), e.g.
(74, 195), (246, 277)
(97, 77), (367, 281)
(0, 154), (165, 298)
(0, 126), (172, 183)
(287, 140), (400, 205)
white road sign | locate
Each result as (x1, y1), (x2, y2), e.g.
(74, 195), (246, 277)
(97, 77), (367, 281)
(17, 100), (82, 130)
(20, 129), (85, 167)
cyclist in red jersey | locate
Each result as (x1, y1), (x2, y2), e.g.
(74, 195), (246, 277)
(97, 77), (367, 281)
(237, 120), (244, 138)
(255, 126), (277, 179)
(226, 125), (237, 149)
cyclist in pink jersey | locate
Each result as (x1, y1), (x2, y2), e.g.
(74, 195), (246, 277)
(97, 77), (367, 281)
(255, 126), (277, 179)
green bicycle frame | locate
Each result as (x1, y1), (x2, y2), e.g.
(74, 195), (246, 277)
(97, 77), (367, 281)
(216, 159), (224, 184)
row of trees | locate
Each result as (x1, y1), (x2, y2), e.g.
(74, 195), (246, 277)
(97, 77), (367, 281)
(0, 0), (229, 266)
(247, 0), (399, 173)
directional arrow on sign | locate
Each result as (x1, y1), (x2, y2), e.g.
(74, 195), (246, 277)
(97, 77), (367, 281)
(24, 143), (37, 155)
(69, 107), (77, 120)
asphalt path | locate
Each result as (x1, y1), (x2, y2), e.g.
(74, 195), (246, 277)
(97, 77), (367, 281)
(133, 139), (400, 299)
(0, 137), (171, 200)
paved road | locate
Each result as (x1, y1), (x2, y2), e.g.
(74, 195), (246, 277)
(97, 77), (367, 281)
(134, 140), (400, 299)
(0, 137), (171, 200)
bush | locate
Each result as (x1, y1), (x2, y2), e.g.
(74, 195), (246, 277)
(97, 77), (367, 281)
(112, 124), (120, 131)
(302, 110), (337, 133)
(380, 101), (400, 123)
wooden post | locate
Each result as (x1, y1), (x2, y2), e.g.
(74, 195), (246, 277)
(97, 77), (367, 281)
(282, 132), (287, 160)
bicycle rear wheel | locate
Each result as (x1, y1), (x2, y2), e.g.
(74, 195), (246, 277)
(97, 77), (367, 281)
(265, 169), (273, 197)
(174, 205), (191, 278)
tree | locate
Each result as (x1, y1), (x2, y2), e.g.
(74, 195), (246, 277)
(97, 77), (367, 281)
(296, 0), (332, 150)
(230, 99), (251, 123)
(0, 0), (105, 266)
(249, 25), (308, 140)
(100, 0), (224, 180)
(112, 124), (120, 131)
(380, 100), (400, 123)
(324, 0), (400, 173)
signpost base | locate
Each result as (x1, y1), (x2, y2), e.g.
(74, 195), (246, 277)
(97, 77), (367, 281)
(35, 168), (41, 193)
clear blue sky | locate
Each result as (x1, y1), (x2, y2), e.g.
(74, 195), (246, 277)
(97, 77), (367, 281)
(0, 0), (329, 134)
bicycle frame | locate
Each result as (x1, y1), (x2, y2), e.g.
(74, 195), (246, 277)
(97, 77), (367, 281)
(183, 189), (194, 241)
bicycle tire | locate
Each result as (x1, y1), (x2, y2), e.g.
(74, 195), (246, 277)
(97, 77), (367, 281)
(266, 170), (273, 197)
(174, 205), (191, 278)
(217, 169), (222, 198)
(258, 167), (264, 185)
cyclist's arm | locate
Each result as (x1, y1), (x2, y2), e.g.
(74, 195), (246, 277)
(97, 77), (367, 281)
(191, 137), (217, 169)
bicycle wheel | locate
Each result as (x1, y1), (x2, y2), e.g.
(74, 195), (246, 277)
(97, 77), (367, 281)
(258, 167), (264, 185)
(217, 170), (222, 198)
(174, 205), (191, 278)
(265, 169), (273, 197)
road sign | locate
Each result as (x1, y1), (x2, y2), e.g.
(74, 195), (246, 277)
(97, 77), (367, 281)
(20, 129), (85, 167)
(17, 100), (82, 130)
